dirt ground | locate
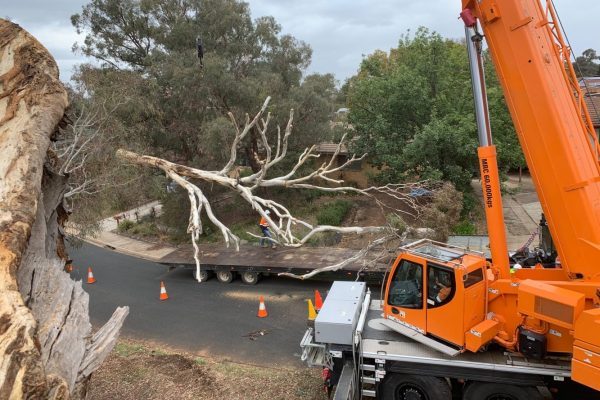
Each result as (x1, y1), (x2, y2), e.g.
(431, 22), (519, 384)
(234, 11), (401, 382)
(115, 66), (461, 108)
(87, 339), (327, 400)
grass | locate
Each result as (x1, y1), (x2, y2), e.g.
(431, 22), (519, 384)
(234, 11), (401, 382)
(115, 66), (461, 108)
(114, 342), (145, 357)
(316, 200), (352, 226)
(87, 339), (327, 400)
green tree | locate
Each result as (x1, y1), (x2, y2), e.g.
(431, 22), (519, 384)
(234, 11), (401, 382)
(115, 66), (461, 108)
(70, 0), (338, 232)
(573, 48), (600, 77)
(72, 0), (335, 167)
(346, 27), (524, 192)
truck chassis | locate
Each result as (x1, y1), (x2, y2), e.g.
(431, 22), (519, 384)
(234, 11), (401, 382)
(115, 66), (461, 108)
(301, 293), (597, 400)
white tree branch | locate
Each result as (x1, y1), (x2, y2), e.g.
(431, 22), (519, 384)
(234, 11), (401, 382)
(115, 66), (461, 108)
(117, 97), (431, 281)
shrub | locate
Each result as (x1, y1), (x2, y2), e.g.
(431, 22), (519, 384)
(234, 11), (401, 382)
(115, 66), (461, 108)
(129, 222), (158, 237)
(420, 182), (463, 241)
(453, 220), (476, 235)
(317, 200), (353, 226)
(117, 219), (135, 232)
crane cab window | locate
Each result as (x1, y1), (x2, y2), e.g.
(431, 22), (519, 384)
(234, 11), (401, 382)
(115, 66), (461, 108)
(388, 260), (423, 309)
(463, 268), (484, 288)
(427, 264), (455, 308)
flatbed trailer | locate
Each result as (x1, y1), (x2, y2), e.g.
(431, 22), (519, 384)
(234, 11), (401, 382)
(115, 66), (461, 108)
(157, 244), (388, 284)
(300, 284), (599, 400)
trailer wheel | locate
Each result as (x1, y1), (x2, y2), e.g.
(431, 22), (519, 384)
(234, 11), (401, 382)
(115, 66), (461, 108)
(463, 382), (542, 400)
(240, 271), (260, 285)
(194, 269), (211, 282)
(381, 373), (451, 400)
(216, 270), (234, 283)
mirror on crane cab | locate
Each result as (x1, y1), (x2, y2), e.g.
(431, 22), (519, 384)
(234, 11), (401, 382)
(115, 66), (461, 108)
(383, 240), (488, 349)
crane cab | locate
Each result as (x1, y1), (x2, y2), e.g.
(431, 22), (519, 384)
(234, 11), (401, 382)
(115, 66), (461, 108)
(383, 240), (488, 350)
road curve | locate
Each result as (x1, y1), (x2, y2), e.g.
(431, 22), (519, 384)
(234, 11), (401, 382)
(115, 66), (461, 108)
(69, 243), (333, 367)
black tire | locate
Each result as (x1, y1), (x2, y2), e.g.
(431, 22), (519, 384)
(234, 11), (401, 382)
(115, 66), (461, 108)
(216, 270), (234, 283)
(194, 269), (211, 282)
(381, 373), (451, 400)
(463, 382), (542, 400)
(240, 271), (260, 285)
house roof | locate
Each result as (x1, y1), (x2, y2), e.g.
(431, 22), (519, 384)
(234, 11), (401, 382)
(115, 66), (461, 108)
(579, 77), (600, 92)
(315, 142), (348, 155)
(584, 94), (600, 127)
(578, 78), (600, 127)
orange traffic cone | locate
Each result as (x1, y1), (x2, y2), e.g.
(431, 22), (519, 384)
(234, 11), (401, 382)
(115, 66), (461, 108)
(65, 263), (73, 273)
(315, 290), (323, 311)
(160, 281), (169, 301)
(86, 267), (96, 284)
(257, 296), (268, 318)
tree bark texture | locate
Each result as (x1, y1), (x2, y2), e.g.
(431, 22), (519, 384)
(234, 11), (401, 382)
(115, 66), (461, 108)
(0, 20), (128, 399)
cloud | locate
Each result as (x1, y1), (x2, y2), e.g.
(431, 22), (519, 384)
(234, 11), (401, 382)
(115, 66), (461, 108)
(4, 0), (599, 82)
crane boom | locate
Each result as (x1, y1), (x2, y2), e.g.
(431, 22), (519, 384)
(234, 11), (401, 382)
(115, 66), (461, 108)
(462, 0), (600, 281)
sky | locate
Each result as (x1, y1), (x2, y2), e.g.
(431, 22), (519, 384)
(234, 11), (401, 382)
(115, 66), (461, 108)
(4, 0), (599, 84)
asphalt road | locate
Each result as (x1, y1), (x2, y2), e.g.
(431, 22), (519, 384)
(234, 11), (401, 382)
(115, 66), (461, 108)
(68, 242), (334, 367)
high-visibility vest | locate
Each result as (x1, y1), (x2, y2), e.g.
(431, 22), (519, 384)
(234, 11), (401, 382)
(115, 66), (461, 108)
(259, 217), (268, 227)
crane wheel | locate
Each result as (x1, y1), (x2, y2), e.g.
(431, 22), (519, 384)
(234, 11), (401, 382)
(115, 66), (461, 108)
(463, 382), (542, 400)
(381, 373), (451, 400)
(216, 270), (234, 283)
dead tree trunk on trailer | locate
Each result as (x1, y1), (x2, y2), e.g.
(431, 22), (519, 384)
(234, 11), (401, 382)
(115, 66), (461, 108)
(0, 19), (128, 399)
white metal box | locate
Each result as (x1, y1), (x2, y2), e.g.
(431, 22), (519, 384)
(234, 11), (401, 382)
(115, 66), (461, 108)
(314, 281), (366, 345)
(326, 281), (366, 302)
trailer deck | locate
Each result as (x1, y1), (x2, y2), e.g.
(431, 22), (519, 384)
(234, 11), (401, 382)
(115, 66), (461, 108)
(157, 243), (389, 279)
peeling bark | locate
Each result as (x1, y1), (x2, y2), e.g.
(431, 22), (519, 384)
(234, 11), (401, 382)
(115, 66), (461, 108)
(0, 19), (128, 399)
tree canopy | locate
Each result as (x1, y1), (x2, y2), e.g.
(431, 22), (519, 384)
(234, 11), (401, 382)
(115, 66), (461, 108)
(69, 0), (341, 232)
(346, 27), (524, 192)
(71, 0), (338, 169)
(573, 48), (600, 77)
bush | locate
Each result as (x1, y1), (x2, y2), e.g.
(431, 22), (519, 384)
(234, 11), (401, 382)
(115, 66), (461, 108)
(317, 200), (353, 226)
(129, 222), (158, 237)
(453, 220), (476, 235)
(117, 219), (135, 232)
(420, 182), (463, 242)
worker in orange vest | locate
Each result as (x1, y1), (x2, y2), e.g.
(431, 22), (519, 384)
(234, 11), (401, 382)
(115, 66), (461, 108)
(259, 210), (276, 249)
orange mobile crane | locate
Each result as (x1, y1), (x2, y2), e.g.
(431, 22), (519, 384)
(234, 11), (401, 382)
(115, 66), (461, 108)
(384, 0), (600, 391)
(301, 0), (600, 399)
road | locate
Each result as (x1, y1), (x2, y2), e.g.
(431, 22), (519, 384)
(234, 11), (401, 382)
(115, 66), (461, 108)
(69, 243), (335, 367)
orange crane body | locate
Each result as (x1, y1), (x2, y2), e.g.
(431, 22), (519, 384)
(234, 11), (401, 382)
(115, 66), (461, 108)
(383, 0), (600, 391)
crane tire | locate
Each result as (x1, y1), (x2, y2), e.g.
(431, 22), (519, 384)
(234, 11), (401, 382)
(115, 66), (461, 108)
(463, 382), (542, 400)
(380, 373), (451, 400)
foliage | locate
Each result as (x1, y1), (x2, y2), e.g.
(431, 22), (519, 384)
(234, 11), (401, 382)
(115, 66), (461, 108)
(386, 213), (406, 231)
(70, 0), (339, 234)
(159, 187), (191, 240)
(452, 220), (476, 235)
(346, 27), (525, 192)
(316, 200), (352, 226)
(573, 48), (600, 77)
(117, 219), (135, 232)
(420, 182), (463, 242)
(129, 221), (159, 237)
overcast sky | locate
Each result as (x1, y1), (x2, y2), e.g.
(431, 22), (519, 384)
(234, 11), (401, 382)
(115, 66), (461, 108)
(4, 0), (599, 83)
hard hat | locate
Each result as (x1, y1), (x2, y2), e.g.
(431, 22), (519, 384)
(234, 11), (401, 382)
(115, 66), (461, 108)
(265, 210), (270, 215)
